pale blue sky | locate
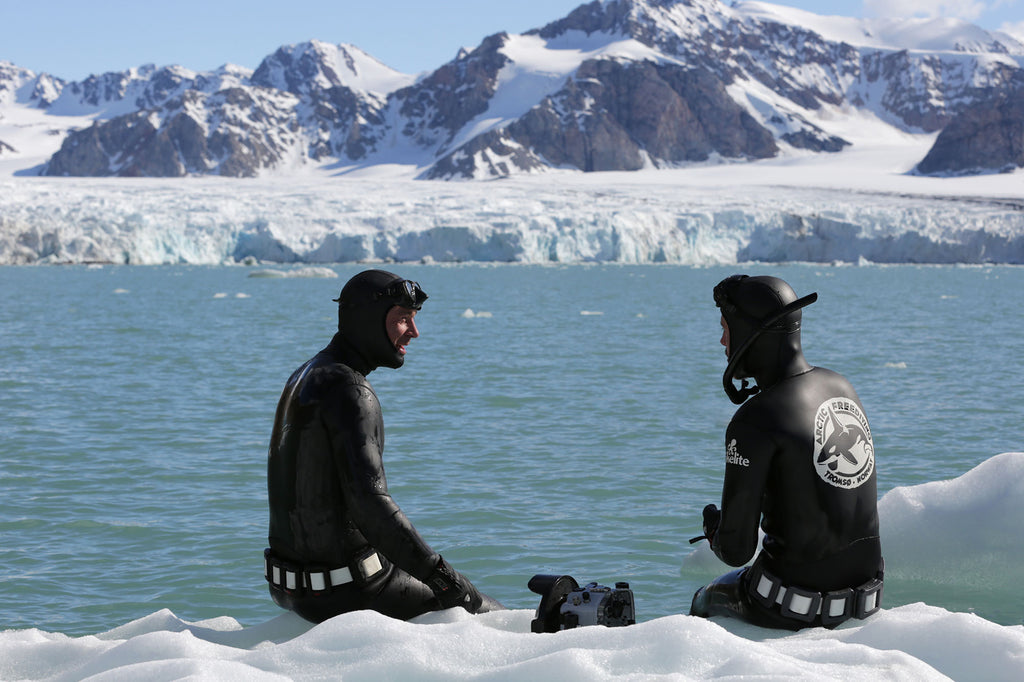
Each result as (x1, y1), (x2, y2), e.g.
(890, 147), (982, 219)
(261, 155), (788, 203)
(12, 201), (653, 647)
(2, 1), (1021, 81)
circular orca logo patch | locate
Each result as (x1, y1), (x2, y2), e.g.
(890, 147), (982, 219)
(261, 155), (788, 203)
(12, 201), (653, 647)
(812, 397), (874, 489)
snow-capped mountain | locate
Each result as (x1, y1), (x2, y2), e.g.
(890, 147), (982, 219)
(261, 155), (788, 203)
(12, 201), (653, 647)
(2, 0), (1022, 179)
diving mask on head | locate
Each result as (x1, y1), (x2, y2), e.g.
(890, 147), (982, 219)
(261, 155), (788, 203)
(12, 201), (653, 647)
(714, 275), (818, 405)
(376, 279), (428, 310)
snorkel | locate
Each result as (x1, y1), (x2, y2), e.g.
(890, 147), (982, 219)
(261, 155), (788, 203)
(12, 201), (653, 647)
(714, 275), (818, 405)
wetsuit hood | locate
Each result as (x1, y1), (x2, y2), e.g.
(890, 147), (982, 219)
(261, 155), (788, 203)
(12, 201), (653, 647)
(714, 274), (816, 404)
(333, 269), (427, 372)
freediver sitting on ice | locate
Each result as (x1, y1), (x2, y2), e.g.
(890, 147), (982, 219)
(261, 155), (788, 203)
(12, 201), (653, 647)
(689, 274), (884, 630)
(265, 269), (503, 623)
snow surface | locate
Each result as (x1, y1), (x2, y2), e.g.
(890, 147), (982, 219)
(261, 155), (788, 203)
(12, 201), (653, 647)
(733, 2), (1024, 55)
(3, 452), (1023, 681)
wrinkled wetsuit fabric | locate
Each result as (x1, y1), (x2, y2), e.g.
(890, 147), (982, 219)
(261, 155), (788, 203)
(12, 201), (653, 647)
(266, 272), (501, 622)
(691, 276), (882, 630)
(267, 334), (431, 621)
(693, 368), (883, 629)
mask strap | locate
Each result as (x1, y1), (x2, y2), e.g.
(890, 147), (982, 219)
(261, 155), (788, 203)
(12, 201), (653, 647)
(723, 292), (818, 405)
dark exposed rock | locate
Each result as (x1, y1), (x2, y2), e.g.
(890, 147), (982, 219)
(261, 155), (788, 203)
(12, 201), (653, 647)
(781, 127), (849, 153)
(396, 32), (511, 149)
(916, 87), (1024, 175)
(425, 129), (547, 179)
(252, 46), (326, 96)
(504, 59), (776, 173)
(303, 85), (388, 161)
(45, 86), (300, 177)
(506, 85), (648, 172)
(251, 43), (392, 161)
(45, 111), (160, 176)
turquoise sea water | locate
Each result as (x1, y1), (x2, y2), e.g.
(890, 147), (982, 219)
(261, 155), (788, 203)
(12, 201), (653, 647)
(1, 263), (1021, 636)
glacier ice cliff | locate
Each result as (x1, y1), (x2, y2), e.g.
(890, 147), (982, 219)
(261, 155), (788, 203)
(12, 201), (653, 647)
(1, 176), (1022, 265)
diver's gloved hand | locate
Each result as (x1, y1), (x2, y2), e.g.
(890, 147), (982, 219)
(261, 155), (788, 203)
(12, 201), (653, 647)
(689, 504), (722, 545)
(426, 557), (484, 612)
(702, 504), (721, 542)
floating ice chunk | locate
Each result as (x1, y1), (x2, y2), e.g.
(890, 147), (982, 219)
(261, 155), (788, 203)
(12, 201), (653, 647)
(247, 267), (338, 279)
(291, 267), (338, 278)
(247, 270), (286, 278)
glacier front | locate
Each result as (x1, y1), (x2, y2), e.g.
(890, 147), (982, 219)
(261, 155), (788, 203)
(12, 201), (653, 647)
(1, 161), (1022, 265)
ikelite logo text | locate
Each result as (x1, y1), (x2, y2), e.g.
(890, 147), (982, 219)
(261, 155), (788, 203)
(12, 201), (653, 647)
(812, 398), (874, 489)
(726, 439), (749, 467)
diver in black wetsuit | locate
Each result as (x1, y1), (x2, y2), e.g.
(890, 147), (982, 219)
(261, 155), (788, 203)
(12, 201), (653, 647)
(689, 275), (884, 630)
(265, 269), (503, 623)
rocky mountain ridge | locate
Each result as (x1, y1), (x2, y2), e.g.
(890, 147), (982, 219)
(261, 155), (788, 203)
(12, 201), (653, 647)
(2, 0), (1022, 179)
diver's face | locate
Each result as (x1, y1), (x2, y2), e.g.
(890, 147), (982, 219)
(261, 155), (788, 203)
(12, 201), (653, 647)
(720, 314), (731, 358)
(385, 305), (419, 357)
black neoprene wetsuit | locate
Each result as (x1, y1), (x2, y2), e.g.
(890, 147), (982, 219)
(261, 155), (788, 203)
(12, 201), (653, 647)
(692, 275), (882, 630)
(267, 330), (501, 622)
(716, 367), (880, 588)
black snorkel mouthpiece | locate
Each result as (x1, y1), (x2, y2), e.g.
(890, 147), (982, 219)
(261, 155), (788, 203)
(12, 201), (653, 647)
(716, 276), (817, 404)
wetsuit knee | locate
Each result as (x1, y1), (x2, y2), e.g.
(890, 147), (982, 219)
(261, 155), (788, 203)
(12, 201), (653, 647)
(690, 568), (748, 620)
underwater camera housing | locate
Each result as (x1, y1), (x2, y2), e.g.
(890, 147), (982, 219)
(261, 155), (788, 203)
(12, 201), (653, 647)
(528, 574), (636, 633)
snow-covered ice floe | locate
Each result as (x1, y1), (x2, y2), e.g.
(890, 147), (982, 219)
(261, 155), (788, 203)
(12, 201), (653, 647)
(3, 452), (1023, 681)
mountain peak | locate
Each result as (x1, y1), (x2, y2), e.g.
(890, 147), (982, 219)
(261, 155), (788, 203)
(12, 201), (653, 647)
(251, 40), (415, 97)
